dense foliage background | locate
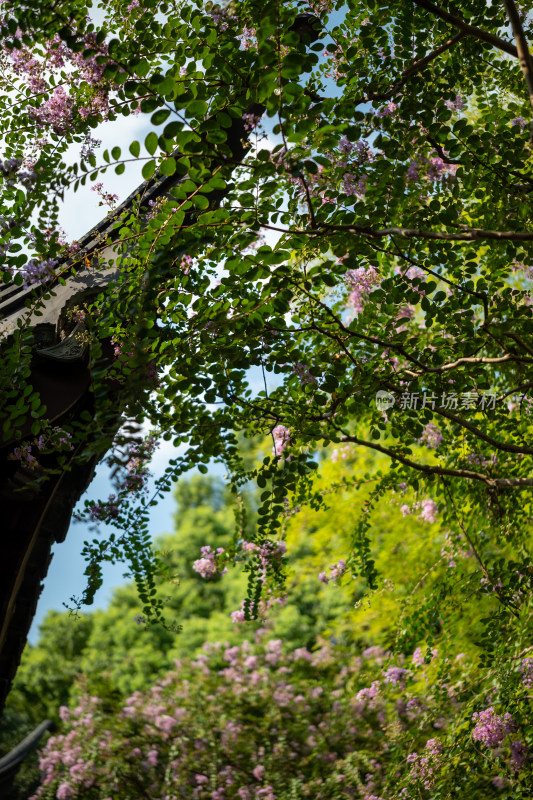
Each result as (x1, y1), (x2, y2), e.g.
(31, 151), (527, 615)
(1, 0), (533, 796)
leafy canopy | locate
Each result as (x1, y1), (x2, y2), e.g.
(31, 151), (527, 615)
(0, 0), (533, 629)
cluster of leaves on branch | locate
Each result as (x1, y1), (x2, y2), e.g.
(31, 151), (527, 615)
(1, 0), (533, 626)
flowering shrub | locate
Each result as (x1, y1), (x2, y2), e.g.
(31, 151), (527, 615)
(31, 636), (533, 799)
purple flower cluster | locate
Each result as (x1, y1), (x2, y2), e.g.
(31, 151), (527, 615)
(510, 740), (528, 770)
(342, 173), (367, 198)
(318, 559), (347, 584)
(418, 422), (443, 449)
(400, 499), (438, 524)
(91, 182), (119, 209)
(193, 545), (227, 579)
(412, 647), (438, 666)
(5, 29), (115, 142)
(242, 112), (263, 131)
(406, 151), (457, 184)
(121, 435), (158, 493)
(272, 424), (291, 455)
(8, 443), (38, 470)
(88, 494), (119, 522)
(445, 94), (465, 112)
(382, 666), (411, 687)
(206, 4), (233, 29)
(377, 102), (398, 117)
(292, 362), (317, 386)
(407, 738), (443, 790)
(471, 708), (528, 770)
(345, 266), (381, 315)
(31, 86), (73, 135)
(180, 254), (194, 274)
(240, 27), (257, 51)
(466, 452), (498, 468)
(21, 257), (57, 287)
(471, 707), (516, 748)
(29, 633), (520, 799)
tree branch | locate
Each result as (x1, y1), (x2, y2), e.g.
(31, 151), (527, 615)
(337, 432), (533, 487)
(411, 0), (518, 58)
(410, 353), (528, 375)
(316, 222), (533, 242)
(503, 0), (533, 139)
(384, 381), (533, 456)
(361, 32), (466, 104)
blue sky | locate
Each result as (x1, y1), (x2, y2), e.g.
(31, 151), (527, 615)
(30, 104), (158, 641)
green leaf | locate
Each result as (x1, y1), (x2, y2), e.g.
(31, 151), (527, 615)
(160, 157), (176, 176)
(129, 140), (140, 158)
(163, 121), (183, 140)
(191, 194), (209, 209)
(145, 132), (158, 155)
(142, 160), (156, 179)
(151, 109), (171, 125)
(186, 100), (208, 118)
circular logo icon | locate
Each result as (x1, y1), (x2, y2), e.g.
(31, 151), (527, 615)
(375, 390), (395, 411)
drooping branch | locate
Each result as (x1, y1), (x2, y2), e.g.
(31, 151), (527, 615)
(411, 0), (518, 58)
(440, 477), (520, 616)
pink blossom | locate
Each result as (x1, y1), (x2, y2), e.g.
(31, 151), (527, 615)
(356, 681), (381, 704)
(472, 707), (517, 748)
(21, 258), (57, 287)
(56, 784), (74, 800)
(31, 86), (73, 134)
(519, 657), (533, 688)
(318, 559), (346, 584)
(293, 362), (317, 385)
(345, 266), (380, 315)
(419, 499), (438, 524)
(418, 423), (443, 449)
(9, 444), (38, 469)
(412, 647), (438, 666)
(382, 666), (411, 687)
(342, 173), (367, 198)
(377, 102), (398, 117)
(272, 425), (291, 455)
(445, 94), (465, 112)
(193, 545), (225, 579)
